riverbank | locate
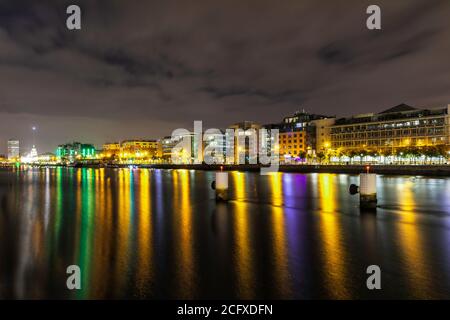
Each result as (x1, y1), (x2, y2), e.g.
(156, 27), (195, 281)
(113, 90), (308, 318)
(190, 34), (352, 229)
(149, 164), (450, 176)
(5, 163), (449, 177)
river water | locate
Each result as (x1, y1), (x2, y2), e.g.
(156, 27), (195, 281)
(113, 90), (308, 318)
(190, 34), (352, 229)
(0, 167), (449, 299)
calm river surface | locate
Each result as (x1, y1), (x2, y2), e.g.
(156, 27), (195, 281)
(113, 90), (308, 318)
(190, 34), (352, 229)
(0, 167), (449, 299)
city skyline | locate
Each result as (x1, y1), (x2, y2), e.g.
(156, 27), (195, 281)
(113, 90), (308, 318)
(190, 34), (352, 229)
(1, 1), (450, 152)
(1, 101), (448, 156)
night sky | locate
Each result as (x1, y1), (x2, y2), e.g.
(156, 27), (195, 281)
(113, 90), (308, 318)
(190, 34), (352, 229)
(1, 0), (450, 153)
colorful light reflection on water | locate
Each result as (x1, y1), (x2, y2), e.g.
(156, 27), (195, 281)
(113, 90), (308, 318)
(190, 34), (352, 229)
(0, 168), (449, 299)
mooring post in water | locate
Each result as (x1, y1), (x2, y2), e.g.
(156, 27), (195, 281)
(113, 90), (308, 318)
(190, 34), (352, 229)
(212, 171), (229, 202)
(349, 166), (377, 211)
(359, 172), (377, 210)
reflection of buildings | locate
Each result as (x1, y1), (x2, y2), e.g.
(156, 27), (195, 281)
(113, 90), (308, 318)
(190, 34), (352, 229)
(7, 139), (20, 160)
(330, 104), (450, 152)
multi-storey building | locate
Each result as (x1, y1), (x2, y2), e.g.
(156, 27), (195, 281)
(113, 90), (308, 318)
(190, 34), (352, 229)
(265, 110), (334, 162)
(56, 142), (96, 162)
(7, 139), (20, 160)
(278, 131), (306, 160)
(330, 104), (450, 153)
(159, 133), (202, 164)
(228, 121), (262, 164)
(121, 140), (161, 159)
(278, 110), (332, 152)
(203, 129), (228, 164)
(160, 136), (177, 162)
(101, 142), (121, 158)
(311, 118), (336, 154)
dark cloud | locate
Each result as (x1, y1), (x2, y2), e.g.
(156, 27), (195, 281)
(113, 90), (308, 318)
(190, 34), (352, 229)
(1, 0), (450, 153)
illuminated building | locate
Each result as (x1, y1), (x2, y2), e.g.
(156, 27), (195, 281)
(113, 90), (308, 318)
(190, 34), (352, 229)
(264, 110), (334, 162)
(278, 110), (331, 152)
(121, 140), (159, 152)
(21, 145), (38, 163)
(330, 104), (450, 153)
(103, 142), (121, 152)
(160, 136), (178, 162)
(7, 139), (20, 160)
(37, 152), (56, 163)
(100, 142), (121, 159)
(203, 129), (227, 164)
(168, 132), (202, 164)
(311, 118), (336, 154)
(120, 140), (161, 162)
(278, 131), (306, 161)
(228, 121), (262, 164)
(56, 142), (96, 162)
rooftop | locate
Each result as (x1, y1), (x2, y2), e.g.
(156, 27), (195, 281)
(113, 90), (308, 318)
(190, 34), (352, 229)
(334, 104), (448, 126)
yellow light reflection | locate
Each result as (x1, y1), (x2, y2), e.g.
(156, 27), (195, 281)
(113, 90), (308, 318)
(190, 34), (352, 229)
(396, 180), (431, 298)
(115, 169), (131, 294)
(318, 174), (349, 299)
(269, 172), (290, 297)
(92, 168), (111, 297)
(136, 169), (153, 294)
(231, 172), (255, 298)
(174, 170), (194, 297)
(269, 172), (283, 207)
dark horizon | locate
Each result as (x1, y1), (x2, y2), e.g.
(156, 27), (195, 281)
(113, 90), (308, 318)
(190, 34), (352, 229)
(1, 0), (450, 153)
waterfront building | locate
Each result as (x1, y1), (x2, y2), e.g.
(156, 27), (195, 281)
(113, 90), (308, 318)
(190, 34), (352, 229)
(100, 142), (121, 160)
(278, 110), (332, 152)
(330, 104), (450, 158)
(169, 132), (203, 164)
(278, 131), (306, 162)
(7, 139), (20, 160)
(160, 136), (179, 163)
(311, 118), (336, 154)
(56, 142), (96, 162)
(21, 145), (38, 164)
(103, 142), (121, 152)
(203, 129), (227, 164)
(120, 139), (161, 162)
(227, 121), (262, 164)
(265, 110), (334, 163)
(36, 152), (56, 163)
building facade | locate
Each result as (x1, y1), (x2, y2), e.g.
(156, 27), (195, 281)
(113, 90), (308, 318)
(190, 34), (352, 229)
(278, 131), (306, 161)
(120, 140), (161, 160)
(330, 104), (450, 154)
(278, 110), (332, 153)
(228, 121), (262, 164)
(265, 110), (334, 162)
(311, 118), (336, 154)
(56, 142), (96, 162)
(7, 139), (20, 160)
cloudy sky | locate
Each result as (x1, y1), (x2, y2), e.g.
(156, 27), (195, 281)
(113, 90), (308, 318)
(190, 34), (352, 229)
(1, 0), (450, 153)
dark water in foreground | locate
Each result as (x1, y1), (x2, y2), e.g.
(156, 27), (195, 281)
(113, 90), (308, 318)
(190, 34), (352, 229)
(0, 167), (449, 299)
